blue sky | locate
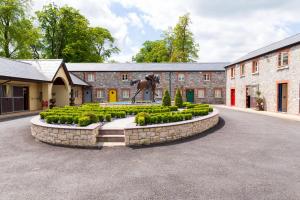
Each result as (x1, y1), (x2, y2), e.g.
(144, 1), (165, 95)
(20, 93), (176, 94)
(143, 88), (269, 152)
(32, 0), (300, 62)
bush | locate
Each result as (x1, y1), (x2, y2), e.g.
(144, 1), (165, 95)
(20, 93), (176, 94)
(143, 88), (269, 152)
(97, 114), (105, 122)
(105, 114), (112, 122)
(137, 116), (145, 126)
(162, 114), (169, 123)
(174, 88), (183, 108)
(83, 113), (98, 123)
(208, 107), (213, 112)
(40, 112), (47, 119)
(65, 116), (74, 124)
(59, 116), (67, 124)
(169, 106), (178, 111)
(78, 116), (91, 127)
(73, 116), (79, 124)
(162, 90), (171, 106)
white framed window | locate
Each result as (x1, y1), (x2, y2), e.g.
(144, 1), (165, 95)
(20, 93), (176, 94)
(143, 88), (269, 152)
(156, 89), (163, 98)
(230, 67), (235, 78)
(214, 89), (222, 98)
(278, 52), (289, 67)
(204, 73), (211, 81)
(240, 64), (245, 77)
(87, 73), (95, 82)
(96, 89), (104, 98)
(122, 74), (128, 81)
(252, 60), (259, 74)
(197, 89), (205, 98)
(178, 73), (185, 81)
(122, 90), (130, 98)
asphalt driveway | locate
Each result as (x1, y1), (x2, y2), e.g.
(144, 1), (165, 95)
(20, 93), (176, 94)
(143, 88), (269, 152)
(0, 108), (300, 200)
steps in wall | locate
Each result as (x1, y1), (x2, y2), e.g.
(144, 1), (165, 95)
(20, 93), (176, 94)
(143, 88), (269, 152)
(97, 129), (125, 147)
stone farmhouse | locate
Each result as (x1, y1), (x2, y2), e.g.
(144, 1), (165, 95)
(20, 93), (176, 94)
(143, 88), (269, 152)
(226, 34), (300, 115)
(67, 63), (227, 104)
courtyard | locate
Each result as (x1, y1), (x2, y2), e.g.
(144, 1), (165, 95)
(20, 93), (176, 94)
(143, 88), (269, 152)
(1, 108), (300, 200)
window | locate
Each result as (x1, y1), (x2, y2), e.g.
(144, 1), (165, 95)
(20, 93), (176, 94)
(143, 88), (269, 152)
(156, 89), (163, 98)
(214, 89), (222, 98)
(178, 73), (185, 81)
(204, 73), (211, 81)
(278, 52), (289, 67)
(96, 89), (104, 98)
(252, 60), (259, 74)
(74, 88), (79, 98)
(240, 64), (245, 77)
(122, 90), (130, 98)
(230, 67), (235, 78)
(87, 73), (95, 82)
(122, 74), (128, 81)
(197, 89), (205, 98)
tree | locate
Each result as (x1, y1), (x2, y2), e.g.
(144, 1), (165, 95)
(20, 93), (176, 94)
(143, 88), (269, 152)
(36, 3), (119, 62)
(171, 13), (199, 62)
(133, 40), (169, 63)
(174, 88), (183, 108)
(0, 0), (40, 58)
(133, 13), (199, 63)
(162, 90), (171, 106)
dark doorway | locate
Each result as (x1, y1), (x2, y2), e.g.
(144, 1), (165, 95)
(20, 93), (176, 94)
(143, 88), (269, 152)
(186, 89), (194, 103)
(278, 83), (288, 112)
(84, 88), (92, 103)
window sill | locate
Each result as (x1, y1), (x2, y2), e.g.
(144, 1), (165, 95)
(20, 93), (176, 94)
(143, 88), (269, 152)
(240, 75), (245, 78)
(230, 77), (235, 80)
(197, 97), (206, 99)
(214, 97), (223, 99)
(277, 66), (289, 71)
(204, 80), (211, 82)
(252, 72), (259, 75)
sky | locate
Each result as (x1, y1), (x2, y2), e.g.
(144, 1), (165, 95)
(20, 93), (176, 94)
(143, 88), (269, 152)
(31, 0), (300, 63)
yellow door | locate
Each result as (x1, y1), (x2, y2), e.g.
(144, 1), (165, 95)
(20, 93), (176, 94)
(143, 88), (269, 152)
(109, 89), (117, 102)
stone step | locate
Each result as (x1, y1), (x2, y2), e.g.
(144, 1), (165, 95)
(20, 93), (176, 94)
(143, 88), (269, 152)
(97, 135), (125, 143)
(97, 142), (126, 147)
(99, 129), (124, 135)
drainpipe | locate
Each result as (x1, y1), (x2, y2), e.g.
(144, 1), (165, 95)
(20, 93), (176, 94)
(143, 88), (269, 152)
(169, 72), (172, 95)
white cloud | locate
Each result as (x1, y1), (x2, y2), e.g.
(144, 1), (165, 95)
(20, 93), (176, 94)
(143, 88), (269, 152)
(31, 0), (300, 62)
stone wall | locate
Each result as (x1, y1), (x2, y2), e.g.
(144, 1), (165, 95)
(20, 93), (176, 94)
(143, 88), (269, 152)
(72, 71), (226, 104)
(124, 110), (219, 146)
(226, 44), (300, 114)
(31, 116), (99, 147)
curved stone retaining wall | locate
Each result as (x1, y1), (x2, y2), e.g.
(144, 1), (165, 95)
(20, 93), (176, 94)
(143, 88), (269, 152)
(31, 116), (100, 147)
(124, 110), (219, 146)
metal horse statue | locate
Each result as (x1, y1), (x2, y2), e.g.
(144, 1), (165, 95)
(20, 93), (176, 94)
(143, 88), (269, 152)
(130, 74), (160, 103)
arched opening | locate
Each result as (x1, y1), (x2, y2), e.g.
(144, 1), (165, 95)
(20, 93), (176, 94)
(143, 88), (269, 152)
(51, 77), (69, 107)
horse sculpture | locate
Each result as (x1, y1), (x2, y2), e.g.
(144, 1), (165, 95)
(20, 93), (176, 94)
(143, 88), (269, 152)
(130, 74), (160, 103)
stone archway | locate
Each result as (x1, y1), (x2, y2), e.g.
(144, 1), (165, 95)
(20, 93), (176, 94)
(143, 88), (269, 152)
(51, 77), (69, 107)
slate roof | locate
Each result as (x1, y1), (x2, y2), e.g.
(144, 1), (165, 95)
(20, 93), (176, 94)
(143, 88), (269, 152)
(227, 33), (300, 67)
(66, 62), (228, 72)
(70, 73), (89, 86)
(0, 57), (49, 82)
(21, 59), (63, 81)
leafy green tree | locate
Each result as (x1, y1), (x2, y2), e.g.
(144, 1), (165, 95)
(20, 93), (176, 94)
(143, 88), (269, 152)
(174, 88), (183, 108)
(133, 40), (169, 63)
(36, 3), (118, 62)
(0, 0), (40, 58)
(171, 13), (199, 62)
(133, 13), (199, 63)
(162, 90), (171, 106)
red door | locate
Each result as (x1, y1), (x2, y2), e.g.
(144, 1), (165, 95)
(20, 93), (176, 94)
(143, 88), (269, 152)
(231, 89), (235, 106)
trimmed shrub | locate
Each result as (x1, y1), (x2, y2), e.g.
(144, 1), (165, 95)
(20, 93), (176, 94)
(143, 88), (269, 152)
(162, 114), (169, 123)
(162, 90), (171, 106)
(208, 107), (213, 112)
(59, 116), (67, 124)
(97, 114), (105, 122)
(105, 114), (112, 122)
(66, 116), (73, 124)
(83, 113), (98, 123)
(40, 112), (47, 119)
(73, 116), (79, 124)
(169, 106), (178, 111)
(78, 116), (91, 127)
(174, 88), (183, 108)
(137, 116), (145, 126)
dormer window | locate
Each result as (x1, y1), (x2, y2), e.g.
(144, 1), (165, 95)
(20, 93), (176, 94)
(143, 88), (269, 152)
(87, 73), (95, 82)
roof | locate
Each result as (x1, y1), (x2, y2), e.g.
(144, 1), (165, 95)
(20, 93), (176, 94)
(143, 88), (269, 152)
(227, 33), (300, 67)
(21, 59), (63, 81)
(66, 62), (228, 72)
(70, 73), (89, 86)
(0, 57), (49, 82)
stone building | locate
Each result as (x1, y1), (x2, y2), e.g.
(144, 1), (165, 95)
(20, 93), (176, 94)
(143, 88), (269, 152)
(67, 63), (228, 104)
(225, 34), (300, 114)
